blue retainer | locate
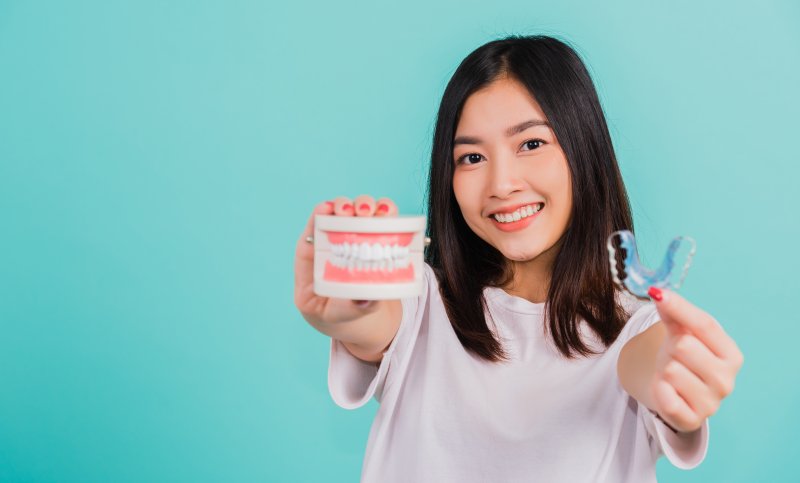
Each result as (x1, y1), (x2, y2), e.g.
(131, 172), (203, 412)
(606, 230), (697, 299)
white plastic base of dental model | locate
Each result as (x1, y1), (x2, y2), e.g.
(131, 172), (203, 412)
(313, 279), (424, 300)
(313, 214), (427, 300)
(314, 214), (426, 234)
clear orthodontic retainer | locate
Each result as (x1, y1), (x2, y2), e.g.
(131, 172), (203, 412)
(313, 214), (427, 300)
(606, 230), (697, 299)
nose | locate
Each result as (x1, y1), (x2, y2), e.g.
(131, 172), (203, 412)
(487, 154), (524, 199)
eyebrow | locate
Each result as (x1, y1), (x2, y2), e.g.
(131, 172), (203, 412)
(453, 119), (550, 146)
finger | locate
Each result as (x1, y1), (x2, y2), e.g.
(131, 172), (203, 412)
(333, 196), (355, 216)
(653, 379), (703, 432)
(352, 299), (376, 309)
(660, 360), (720, 419)
(354, 194), (376, 216)
(669, 333), (734, 399)
(297, 200), (334, 256)
(319, 297), (382, 326)
(296, 201), (335, 263)
(649, 287), (738, 361)
(374, 197), (398, 216)
(294, 201), (336, 309)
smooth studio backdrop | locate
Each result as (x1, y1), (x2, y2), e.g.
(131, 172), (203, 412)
(1, 0), (798, 481)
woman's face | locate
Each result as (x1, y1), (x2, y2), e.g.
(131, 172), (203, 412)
(452, 76), (572, 264)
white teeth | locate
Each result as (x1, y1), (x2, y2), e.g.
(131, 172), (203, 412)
(327, 241), (412, 270)
(492, 203), (543, 223)
(372, 243), (383, 260)
(358, 242), (370, 260)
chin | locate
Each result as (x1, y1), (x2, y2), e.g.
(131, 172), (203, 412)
(498, 245), (540, 262)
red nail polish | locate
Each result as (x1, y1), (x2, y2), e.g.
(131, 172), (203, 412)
(324, 201), (334, 209)
(648, 286), (663, 301)
(359, 203), (370, 212)
(376, 204), (389, 214)
(342, 203), (353, 212)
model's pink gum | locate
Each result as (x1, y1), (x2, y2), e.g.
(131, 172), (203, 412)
(323, 261), (415, 283)
(324, 232), (414, 246)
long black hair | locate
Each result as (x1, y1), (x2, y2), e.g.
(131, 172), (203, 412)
(425, 35), (634, 361)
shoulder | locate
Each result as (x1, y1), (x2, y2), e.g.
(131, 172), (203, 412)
(616, 290), (661, 342)
(616, 289), (648, 317)
(405, 261), (440, 316)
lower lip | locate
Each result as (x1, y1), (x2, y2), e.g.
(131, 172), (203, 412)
(490, 208), (542, 232)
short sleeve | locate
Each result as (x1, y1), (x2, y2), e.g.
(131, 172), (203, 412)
(625, 301), (711, 469)
(640, 404), (710, 469)
(327, 263), (432, 410)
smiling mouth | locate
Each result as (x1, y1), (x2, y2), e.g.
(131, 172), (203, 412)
(490, 202), (545, 223)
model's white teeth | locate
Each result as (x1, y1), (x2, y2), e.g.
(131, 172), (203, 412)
(492, 203), (543, 223)
(329, 242), (411, 270)
(332, 242), (410, 259)
(329, 254), (409, 271)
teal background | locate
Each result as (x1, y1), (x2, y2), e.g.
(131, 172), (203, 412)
(1, 0), (797, 481)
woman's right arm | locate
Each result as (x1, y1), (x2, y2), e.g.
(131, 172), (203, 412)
(293, 195), (403, 364)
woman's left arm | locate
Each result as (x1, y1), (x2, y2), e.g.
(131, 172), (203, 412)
(617, 287), (744, 434)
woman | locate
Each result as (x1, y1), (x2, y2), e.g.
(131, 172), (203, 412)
(294, 34), (743, 482)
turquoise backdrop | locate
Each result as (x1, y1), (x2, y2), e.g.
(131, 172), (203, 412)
(1, 0), (798, 481)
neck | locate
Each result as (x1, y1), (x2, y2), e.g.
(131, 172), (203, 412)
(501, 238), (562, 304)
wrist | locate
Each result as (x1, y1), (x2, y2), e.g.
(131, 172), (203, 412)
(650, 409), (679, 434)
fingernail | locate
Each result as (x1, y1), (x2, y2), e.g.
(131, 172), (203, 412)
(325, 201), (334, 209)
(358, 203), (370, 212)
(342, 203), (353, 213)
(376, 204), (389, 214)
(648, 286), (663, 302)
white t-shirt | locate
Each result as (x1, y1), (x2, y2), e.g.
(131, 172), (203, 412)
(328, 262), (709, 482)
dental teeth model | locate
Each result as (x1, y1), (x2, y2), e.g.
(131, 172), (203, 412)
(313, 214), (427, 300)
(606, 230), (697, 299)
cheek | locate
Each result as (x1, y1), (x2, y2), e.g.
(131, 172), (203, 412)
(452, 173), (474, 212)
(452, 173), (463, 203)
(556, 170), (573, 225)
(538, 159), (572, 226)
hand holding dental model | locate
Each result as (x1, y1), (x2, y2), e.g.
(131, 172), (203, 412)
(311, 200), (426, 301)
(610, 231), (744, 433)
(294, 195), (423, 337)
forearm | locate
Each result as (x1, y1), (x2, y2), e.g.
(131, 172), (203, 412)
(307, 299), (402, 361)
(617, 321), (666, 412)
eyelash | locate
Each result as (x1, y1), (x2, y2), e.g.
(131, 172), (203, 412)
(455, 139), (546, 166)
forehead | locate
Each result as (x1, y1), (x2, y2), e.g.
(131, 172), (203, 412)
(456, 77), (548, 133)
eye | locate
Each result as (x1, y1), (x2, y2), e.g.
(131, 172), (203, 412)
(521, 139), (546, 151)
(455, 153), (484, 166)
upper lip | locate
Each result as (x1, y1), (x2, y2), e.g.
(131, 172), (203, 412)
(487, 202), (544, 217)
